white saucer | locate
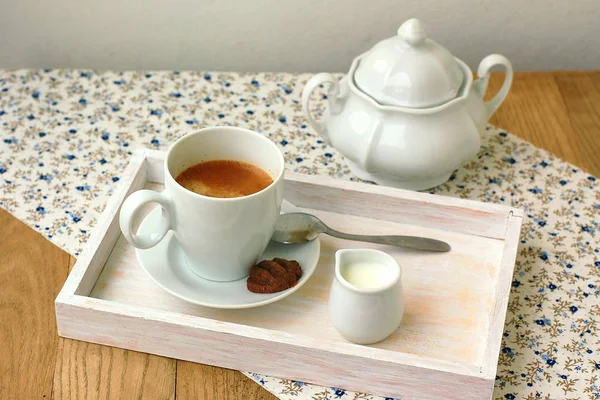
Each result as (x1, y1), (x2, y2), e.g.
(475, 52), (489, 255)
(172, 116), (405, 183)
(135, 207), (321, 309)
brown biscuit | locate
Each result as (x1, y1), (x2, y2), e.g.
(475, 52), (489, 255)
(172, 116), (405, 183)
(272, 258), (303, 279)
(249, 265), (274, 285)
(246, 258), (303, 294)
(256, 260), (287, 277)
(282, 271), (298, 287)
(247, 278), (287, 293)
(258, 260), (297, 287)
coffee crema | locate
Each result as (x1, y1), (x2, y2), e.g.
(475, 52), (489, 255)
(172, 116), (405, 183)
(175, 159), (273, 198)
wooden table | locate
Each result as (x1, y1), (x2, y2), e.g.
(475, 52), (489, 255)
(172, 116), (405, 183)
(1, 72), (599, 399)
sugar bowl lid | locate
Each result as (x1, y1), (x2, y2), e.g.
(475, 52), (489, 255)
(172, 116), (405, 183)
(354, 18), (464, 108)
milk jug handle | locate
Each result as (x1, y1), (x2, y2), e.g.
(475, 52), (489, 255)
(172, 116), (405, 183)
(476, 54), (513, 118)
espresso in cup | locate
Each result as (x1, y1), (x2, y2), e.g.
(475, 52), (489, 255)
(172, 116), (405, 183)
(176, 160), (273, 198)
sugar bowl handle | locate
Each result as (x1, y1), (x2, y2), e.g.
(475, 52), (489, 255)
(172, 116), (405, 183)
(302, 73), (340, 137)
(476, 54), (513, 118)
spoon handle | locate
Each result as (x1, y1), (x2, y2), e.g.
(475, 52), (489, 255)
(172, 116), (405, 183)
(324, 228), (451, 253)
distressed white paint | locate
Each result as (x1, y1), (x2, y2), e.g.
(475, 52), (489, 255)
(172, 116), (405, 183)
(55, 150), (523, 399)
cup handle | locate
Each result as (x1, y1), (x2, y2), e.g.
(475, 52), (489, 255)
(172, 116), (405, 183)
(119, 190), (173, 249)
(476, 54), (513, 118)
(301, 73), (340, 136)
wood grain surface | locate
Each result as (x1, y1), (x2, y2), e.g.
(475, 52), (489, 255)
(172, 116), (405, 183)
(176, 362), (275, 400)
(1, 72), (599, 399)
(554, 71), (600, 176)
(52, 339), (176, 400)
(488, 72), (600, 176)
(0, 208), (70, 400)
(53, 257), (177, 399)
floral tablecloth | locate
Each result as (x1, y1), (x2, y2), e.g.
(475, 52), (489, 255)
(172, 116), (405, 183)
(1, 69), (599, 400)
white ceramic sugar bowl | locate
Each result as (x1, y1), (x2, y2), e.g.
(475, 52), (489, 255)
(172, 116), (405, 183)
(302, 18), (513, 191)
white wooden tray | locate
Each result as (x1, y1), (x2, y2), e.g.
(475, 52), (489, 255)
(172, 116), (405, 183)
(55, 150), (523, 399)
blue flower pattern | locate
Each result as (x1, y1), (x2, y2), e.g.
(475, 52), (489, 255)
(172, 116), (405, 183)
(1, 69), (600, 399)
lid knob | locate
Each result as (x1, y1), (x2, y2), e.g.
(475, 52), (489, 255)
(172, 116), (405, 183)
(397, 18), (427, 46)
(354, 18), (464, 108)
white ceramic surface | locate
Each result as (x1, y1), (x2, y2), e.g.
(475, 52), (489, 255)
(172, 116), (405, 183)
(302, 53), (513, 191)
(135, 207), (321, 309)
(354, 18), (463, 109)
(119, 127), (285, 281)
(328, 249), (404, 345)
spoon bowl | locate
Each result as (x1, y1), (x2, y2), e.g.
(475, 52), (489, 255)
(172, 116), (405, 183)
(272, 213), (329, 244)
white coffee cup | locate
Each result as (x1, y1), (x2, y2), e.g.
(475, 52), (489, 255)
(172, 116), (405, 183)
(119, 126), (285, 282)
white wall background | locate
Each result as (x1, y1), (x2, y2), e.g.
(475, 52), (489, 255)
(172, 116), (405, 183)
(1, 0), (599, 72)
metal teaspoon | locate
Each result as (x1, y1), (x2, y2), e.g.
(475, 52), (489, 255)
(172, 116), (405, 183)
(272, 212), (451, 252)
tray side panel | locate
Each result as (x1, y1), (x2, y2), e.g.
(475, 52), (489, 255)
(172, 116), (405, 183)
(284, 174), (516, 240)
(91, 189), (504, 369)
(56, 299), (493, 400)
(145, 149), (165, 184)
(55, 153), (148, 299)
(54, 151), (518, 400)
(482, 212), (523, 377)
